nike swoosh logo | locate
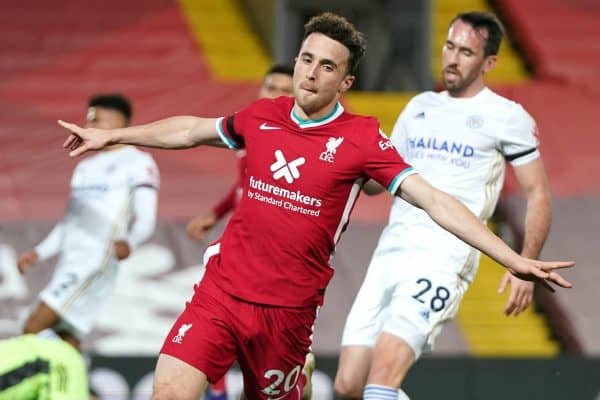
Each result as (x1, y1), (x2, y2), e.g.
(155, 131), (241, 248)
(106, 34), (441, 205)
(259, 122), (281, 130)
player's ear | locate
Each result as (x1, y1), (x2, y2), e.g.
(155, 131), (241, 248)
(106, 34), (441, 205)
(339, 74), (355, 93)
(482, 55), (497, 74)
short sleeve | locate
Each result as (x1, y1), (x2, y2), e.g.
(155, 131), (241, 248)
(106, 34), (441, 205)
(362, 120), (417, 194)
(131, 154), (160, 190)
(501, 105), (540, 166)
(216, 101), (262, 150)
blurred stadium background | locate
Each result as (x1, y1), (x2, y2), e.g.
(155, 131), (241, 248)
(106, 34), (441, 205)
(1, 0), (599, 399)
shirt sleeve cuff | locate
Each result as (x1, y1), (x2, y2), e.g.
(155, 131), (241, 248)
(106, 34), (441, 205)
(216, 117), (241, 150)
(387, 167), (418, 194)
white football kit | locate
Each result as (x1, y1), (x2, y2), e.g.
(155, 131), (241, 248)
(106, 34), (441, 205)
(342, 88), (540, 357)
(35, 146), (159, 337)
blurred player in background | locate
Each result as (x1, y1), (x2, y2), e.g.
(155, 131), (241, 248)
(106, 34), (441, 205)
(0, 329), (89, 400)
(335, 11), (553, 400)
(58, 12), (572, 400)
(18, 94), (159, 349)
(186, 64), (294, 242)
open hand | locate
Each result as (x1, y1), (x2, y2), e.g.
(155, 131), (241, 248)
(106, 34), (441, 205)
(506, 257), (574, 292)
(59, 120), (112, 157)
(498, 272), (534, 316)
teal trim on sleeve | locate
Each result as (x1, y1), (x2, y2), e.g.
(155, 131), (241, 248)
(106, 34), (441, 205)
(387, 167), (416, 194)
(215, 117), (239, 150)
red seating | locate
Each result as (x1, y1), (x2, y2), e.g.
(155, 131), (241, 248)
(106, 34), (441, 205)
(0, 0), (260, 220)
(494, 0), (600, 196)
(496, 1), (600, 354)
(499, 0), (600, 89)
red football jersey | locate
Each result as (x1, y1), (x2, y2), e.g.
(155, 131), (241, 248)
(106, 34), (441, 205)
(207, 96), (415, 307)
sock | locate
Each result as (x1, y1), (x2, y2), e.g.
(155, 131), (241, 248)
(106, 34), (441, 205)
(397, 388), (410, 400)
(207, 377), (227, 400)
(364, 384), (398, 400)
(206, 389), (227, 400)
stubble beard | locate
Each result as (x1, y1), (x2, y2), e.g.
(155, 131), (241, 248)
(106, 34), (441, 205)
(443, 69), (478, 96)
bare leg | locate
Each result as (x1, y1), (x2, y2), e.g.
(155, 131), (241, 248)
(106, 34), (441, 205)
(23, 301), (81, 349)
(23, 301), (60, 334)
(367, 332), (415, 388)
(334, 345), (372, 400)
(152, 354), (209, 400)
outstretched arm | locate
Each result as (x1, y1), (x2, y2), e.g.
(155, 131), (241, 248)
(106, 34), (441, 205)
(59, 116), (225, 157)
(396, 174), (572, 288)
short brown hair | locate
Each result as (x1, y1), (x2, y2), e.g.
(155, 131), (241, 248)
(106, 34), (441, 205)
(265, 64), (294, 78)
(303, 12), (366, 74)
(450, 11), (505, 57)
(88, 93), (132, 121)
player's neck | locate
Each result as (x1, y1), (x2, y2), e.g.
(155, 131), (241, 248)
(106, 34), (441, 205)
(293, 100), (339, 122)
(448, 81), (487, 99)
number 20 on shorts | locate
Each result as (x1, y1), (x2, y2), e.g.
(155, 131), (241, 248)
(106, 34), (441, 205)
(261, 365), (302, 398)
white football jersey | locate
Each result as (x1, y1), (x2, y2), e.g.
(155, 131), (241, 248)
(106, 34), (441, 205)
(34, 146), (159, 336)
(58, 146), (159, 269)
(377, 88), (539, 281)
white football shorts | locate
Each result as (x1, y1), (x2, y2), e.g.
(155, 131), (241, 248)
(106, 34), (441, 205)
(39, 253), (119, 338)
(341, 250), (473, 359)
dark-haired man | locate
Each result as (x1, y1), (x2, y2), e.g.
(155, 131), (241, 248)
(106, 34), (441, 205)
(18, 94), (159, 349)
(186, 64), (294, 400)
(58, 13), (571, 400)
(335, 12), (553, 400)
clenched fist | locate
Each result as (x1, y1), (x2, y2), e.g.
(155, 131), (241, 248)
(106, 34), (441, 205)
(17, 250), (39, 274)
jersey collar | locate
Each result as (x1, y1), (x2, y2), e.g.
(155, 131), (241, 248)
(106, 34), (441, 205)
(290, 102), (344, 128)
(443, 86), (490, 102)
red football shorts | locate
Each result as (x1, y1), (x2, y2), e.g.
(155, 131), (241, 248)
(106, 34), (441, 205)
(160, 274), (316, 400)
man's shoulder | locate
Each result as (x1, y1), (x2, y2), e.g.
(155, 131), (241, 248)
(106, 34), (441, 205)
(235, 97), (293, 129)
(392, 91), (440, 125)
(480, 88), (526, 113)
(332, 112), (385, 146)
(408, 91), (443, 107)
(412, 90), (440, 102)
(339, 110), (380, 131)
(394, 91), (445, 122)
(476, 89), (535, 129)
(248, 96), (293, 113)
(126, 147), (157, 165)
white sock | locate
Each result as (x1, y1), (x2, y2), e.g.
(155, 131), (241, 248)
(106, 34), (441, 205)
(364, 384), (398, 400)
(397, 388), (410, 400)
